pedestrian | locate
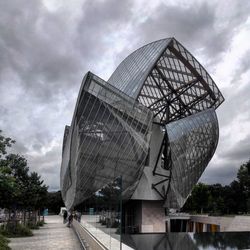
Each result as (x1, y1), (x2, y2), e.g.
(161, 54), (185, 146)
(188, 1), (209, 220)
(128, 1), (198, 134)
(77, 211), (81, 223)
(67, 213), (73, 228)
(63, 210), (68, 224)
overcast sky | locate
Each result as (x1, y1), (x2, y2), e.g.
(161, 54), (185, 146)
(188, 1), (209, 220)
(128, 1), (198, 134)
(0, 0), (249, 190)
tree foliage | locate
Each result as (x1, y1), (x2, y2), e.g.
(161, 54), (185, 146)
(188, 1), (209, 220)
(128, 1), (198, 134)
(0, 130), (15, 157)
(0, 130), (48, 213)
(183, 159), (250, 214)
(46, 191), (64, 214)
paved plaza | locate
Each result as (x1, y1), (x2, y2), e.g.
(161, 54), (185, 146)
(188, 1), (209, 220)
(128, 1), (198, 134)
(9, 215), (82, 250)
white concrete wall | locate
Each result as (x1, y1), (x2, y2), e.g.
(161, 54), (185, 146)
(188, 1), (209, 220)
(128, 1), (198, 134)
(141, 201), (165, 233)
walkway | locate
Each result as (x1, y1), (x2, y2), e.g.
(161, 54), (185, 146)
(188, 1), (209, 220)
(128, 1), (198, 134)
(9, 215), (82, 250)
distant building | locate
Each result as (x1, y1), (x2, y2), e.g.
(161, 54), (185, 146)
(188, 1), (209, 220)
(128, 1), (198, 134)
(60, 38), (224, 232)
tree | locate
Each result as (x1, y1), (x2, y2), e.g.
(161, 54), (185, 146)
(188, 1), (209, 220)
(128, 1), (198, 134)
(24, 172), (48, 212)
(5, 154), (30, 211)
(0, 131), (18, 209)
(0, 130), (15, 157)
(183, 159), (250, 214)
(46, 191), (64, 214)
(0, 168), (18, 209)
(0, 130), (48, 224)
(237, 160), (250, 212)
(191, 183), (209, 213)
(237, 160), (250, 192)
(207, 184), (225, 214)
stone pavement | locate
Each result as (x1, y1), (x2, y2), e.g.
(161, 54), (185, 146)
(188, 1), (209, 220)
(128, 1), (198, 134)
(9, 215), (82, 250)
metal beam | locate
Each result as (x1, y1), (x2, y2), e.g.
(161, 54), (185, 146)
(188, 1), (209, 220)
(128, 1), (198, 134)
(188, 92), (209, 109)
(170, 79), (200, 103)
(144, 83), (171, 95)
(151, 74), (207, 93)
(168, 44), (216, 101)
(154, 66), (192, 115)
(148, 96), (165, 108)
(149, 73), (171, 104)
(139, 94), (158, 100)
(157, 65), (194, 78)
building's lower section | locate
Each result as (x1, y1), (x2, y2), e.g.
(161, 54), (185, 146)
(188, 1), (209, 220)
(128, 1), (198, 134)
(123, 200), (250, 233)
(123, 200), (223, 234)
(123, 200), (166, 233)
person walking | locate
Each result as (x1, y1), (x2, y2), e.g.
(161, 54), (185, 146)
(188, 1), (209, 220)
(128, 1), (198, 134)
(67, 212), (73, 228)
(77, 211), (81, 223)
(63, 210), (68, 224)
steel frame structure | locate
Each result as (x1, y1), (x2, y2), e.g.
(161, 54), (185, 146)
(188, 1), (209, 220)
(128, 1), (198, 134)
(61, 38), (224, 210)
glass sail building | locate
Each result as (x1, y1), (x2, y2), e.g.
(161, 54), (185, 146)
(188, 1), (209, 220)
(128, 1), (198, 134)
(60, 38), (224, 233)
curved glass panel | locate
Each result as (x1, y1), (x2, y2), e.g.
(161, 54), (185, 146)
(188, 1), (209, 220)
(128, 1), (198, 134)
(138, 38), (224, 124)
(108, 39), (171, 98)
(61, 72), (153, 209)
(165, 108), (219, 209)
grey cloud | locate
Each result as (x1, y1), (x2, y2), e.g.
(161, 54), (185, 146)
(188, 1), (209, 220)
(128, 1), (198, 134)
(12, 141), (29, 155)
(32, 143), (43, 152)
(0, 0), (135, 106)
(216, 80), (250, 128)
(75, 0), (134, 73)
(45, 173), (61, 191)
(0, 0), (83, 103)
(200, 160), (239, 185)
(219, 136), (250, 162)
(26, 144), (62, 188)
(138, 2), (215, 45)
(134, 1), (250, 63)
(200, 134), (250, 185)
(0, 0), (249, 191)
(231, 49), (250, 83)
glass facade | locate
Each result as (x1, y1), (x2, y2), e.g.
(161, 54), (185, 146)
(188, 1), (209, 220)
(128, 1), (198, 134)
(108, 39), (171, 98)
(109, 38), (224, 124)
(61, 72), (153, 209)
(61, 37), (224, 212)
(165, 109), (219, 208)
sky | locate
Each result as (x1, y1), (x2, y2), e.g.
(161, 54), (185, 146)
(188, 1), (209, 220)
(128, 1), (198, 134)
(0, 0), (250, 191)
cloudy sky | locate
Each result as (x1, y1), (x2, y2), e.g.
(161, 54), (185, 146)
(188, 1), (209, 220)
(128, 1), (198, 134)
(0, 0), (249, 190)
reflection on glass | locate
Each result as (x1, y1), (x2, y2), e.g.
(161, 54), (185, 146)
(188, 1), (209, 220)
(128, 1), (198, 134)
(193, 232), (250, 250)
(122, 232), (250, 250)
(165, 109), (219, 209)
(75, 177), (122, 250)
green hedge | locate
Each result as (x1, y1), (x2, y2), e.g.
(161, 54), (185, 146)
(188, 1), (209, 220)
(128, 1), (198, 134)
(37, 220), (45, 227)
(0, 223), (33, 237)
(0, 234), (10, 250)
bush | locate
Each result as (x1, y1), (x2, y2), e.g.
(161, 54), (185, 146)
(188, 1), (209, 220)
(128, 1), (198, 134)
(0, 223), (33, 237)
(111, 220), (120, 228)
(27, 220), (46, 229)
(27, 222), (39, 230)
(37, 220), (45, 227)
(101, 220), (107, 226)
(106, 218), (111, 228)
(0, 234), (10, 250)
(115, 227), (121, 235)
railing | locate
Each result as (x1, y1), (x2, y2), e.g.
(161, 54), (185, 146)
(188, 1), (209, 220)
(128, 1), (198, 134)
(72, 219), (108, 250)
